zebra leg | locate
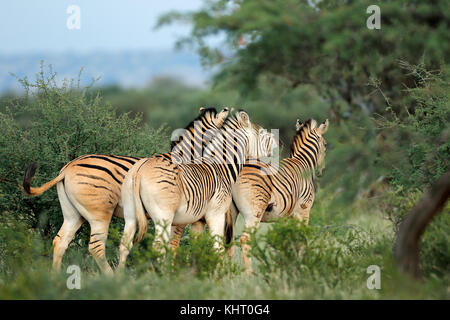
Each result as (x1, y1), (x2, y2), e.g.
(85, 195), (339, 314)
(153, 217), (174, 255)
(169, 221), (206, 255)
(191, 220), (206, 235)
(240, 208), (265, 275)
(171, 220), (206, 249)
(299, 206), (312, 225)
(232, 190), (267, 274)
(170, 225), (186, 252)
(68, 199), (113, 275)
(63, 179), (115, 275)
(117, 211), (137, 271)
(169, 220), (206, 252)
(145, 197), (176, 255)
(294, 195), (315, 226)
(87, 216), (113, 275)
(240, 232), (252, 274)
(226, 202), (239, 258)
(137, 161), (180, 256)
(52, 182), (84, 273)
(205, 207), (228, 252)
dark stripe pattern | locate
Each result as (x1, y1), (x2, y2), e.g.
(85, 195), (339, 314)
(246, 119), (325, 216)
(177, 115), (252, 216)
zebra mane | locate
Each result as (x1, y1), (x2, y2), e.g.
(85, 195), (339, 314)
(171, 107), (218, 149)
(203, 113), (244, 156)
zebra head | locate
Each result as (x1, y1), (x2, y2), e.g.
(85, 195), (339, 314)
(292, 118), (329, 176)
(235, 110), (264, 161)
(237, 113), (279, 162)
(251, 126), (279, 160)
(203, 110), (277, 169)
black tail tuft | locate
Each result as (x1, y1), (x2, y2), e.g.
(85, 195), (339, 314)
(23, 162), (38, 195)
(224, 209), (234, 246)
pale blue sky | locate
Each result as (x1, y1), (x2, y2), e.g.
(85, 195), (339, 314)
(0, 0), (203, 54)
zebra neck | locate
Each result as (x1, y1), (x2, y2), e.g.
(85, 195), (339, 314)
(203, 119), (248, 182)
(290, 147), (317, 179)
(210, 139), (247, 183)
(171, 120), (219, 164)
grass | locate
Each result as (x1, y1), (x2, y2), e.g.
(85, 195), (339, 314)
(0, 185), (448, 300)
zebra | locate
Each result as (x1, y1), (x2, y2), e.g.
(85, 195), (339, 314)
(231, 118), (329, 272)
(22, 107), (230, 275)
(118, 110), (276, 268)
(153, 119), (327, 272)
(167, 126), (280, 253)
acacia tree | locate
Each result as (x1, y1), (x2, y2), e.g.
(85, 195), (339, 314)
(158, 0), (450, 120)
(395, 171), (450, 280)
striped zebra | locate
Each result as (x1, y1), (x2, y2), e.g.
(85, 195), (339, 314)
(231, 118), (329, 273)
(118, 110), (275, 268)
(22, 107), (229, 275)
(167, 126), (279, 252)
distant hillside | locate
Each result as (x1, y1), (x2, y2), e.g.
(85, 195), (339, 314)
(0, 50), (209, 93)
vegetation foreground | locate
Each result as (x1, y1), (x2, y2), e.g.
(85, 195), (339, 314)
(0, 67), (448, 299)
(1, 0), (449, 300)
(1, 188), (449, 299)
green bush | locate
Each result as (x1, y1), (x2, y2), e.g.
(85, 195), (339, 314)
(420, 209), (450, 278)
(174, 230), (239, 279)
(127, 225), (238, 280)
(373, 65), (449, 281)
(250, 219), (379, 286)
(124, 222), (169, 276)
(0, 214), (47, 279)
(0, 63), (169, 243)
(377, 187), (422, 232)
(376, 64), (450, 191)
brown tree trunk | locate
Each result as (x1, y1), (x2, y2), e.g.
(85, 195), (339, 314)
(394, 171), (450, 280)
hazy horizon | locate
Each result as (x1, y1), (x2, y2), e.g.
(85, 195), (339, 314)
(0, 1), (211, 92)
(1, 0), (203, 54)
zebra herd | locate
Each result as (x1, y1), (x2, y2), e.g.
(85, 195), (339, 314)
(22, 108), (328, 275)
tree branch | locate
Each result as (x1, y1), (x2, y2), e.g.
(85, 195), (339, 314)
(394, 171), (450, 280)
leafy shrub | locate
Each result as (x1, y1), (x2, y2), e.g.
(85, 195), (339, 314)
(377, 187), (422, 232)
(124, 222), (169, 275)
(250, 219), (379, 288)
(378, 64), (449, 191)
(127, 225), (238, 280)
(174, 230), (239, 279)
(0, 214), (48, 280)
(0, 63), (169, 243)
(420, 209), (450, 278)
(373, 65), (449, 281)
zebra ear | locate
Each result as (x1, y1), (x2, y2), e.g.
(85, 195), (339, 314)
(238, 111), (251, 128)
(319, 119), (329, 134)
(199, 107), (205, 113)
(218, 108), (230, 121)
(295, 119), (302, 131)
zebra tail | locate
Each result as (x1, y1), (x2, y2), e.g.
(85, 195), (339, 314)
(133, 165), (148, 244)
(23, 162), (65, 196)
(224, 208), (234, 246)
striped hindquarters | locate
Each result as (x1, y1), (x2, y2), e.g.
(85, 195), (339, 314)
(63, 154), (142, 206)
